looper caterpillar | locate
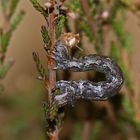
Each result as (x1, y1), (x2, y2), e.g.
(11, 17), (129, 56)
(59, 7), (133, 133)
(52, 42), (124, 108)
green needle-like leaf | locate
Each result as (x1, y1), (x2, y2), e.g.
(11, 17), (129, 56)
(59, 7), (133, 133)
(0, 11), (25, 52)
(32, 52), (47, 80)
(30, 0), (48, 17)
(9, 0), (20, 18)
(41, 26), (50, 49)
(0, 32), (11, 52)
(43, 103), (49, 113)
(9, 10), (25, 33)
(55, 15), (66, 39)
(0, 59), (14, 79)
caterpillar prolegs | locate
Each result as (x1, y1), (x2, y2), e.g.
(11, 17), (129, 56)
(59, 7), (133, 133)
(52, 42), (124, 108)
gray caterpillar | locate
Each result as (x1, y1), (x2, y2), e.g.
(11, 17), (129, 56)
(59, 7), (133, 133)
(52, 42), (124, 108)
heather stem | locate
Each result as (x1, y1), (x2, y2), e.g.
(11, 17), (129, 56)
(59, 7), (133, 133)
(46, 0), (58, 139)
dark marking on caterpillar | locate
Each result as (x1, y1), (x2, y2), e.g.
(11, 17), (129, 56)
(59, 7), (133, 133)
(52, 42), (124, 108)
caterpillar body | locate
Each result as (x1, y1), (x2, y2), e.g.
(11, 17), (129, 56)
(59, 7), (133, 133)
(52, 42), (124, 108)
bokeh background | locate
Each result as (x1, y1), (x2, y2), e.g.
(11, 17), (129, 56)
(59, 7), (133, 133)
(0, 0), (140, 140)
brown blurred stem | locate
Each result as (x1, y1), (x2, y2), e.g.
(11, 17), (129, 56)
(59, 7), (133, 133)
(81, 0), (97, 37)
(82, 121), (91, 140)
(81, 0), (102, 53)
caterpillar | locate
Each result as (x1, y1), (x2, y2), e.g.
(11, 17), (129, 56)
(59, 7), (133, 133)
(52, 42), (124, 108)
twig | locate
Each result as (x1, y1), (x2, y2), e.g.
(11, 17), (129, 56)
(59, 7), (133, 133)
(47, 0), (56, 105)
(82, 121), (91, 140)
(81, 0), (97, 37)
(81, 0), (102, 53)
(46, 0), (58, 140)
(1, 3), (10, 64)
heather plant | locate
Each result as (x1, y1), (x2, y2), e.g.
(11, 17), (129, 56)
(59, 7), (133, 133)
(30, 0), (140, 140)
(0, 0), (25, 93)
